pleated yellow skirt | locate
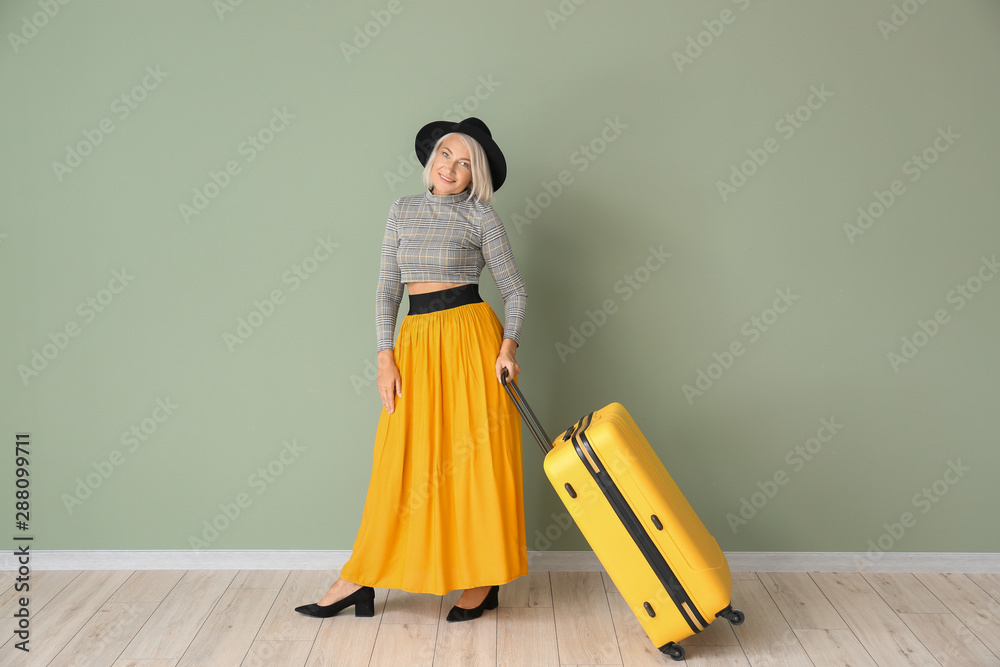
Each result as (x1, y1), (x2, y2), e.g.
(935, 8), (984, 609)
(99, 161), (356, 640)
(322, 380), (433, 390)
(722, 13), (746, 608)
(340, 300), (528, 595)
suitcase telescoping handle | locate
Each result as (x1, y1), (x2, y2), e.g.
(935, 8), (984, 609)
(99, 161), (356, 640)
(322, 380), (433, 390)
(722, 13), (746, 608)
(501, 369), (553, 455)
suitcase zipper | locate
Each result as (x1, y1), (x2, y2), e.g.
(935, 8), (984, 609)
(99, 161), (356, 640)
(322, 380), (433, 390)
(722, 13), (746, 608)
(571, 412), (710, 634)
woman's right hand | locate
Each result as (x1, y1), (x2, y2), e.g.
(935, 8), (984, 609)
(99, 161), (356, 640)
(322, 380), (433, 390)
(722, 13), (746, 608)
(377, 350), (402, 413)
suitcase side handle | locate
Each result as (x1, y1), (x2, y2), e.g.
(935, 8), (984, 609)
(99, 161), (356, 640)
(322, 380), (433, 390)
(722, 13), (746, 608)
(501, 369), (553, 455)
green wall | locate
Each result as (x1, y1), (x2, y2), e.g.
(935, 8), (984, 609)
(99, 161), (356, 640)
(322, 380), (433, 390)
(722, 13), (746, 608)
(2, 0), (998, 557)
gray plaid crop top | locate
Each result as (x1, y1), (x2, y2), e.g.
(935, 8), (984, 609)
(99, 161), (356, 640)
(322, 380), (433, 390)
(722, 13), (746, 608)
(376, 190), (527, 351)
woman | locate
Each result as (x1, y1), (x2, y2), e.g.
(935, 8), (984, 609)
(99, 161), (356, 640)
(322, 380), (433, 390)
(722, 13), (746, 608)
(296, 117), (528, 622)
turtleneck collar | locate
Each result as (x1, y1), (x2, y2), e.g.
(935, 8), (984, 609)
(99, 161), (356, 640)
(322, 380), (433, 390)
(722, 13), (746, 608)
(424, 188), (472, 206)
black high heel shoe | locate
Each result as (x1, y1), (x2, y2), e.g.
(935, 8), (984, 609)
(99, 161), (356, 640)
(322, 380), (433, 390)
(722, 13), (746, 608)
(446, 585), (499, 622)
(294, 585), (375, 618)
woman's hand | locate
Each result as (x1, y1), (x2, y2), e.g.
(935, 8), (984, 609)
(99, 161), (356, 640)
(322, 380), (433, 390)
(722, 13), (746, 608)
(495, 338), (520, 384)
(377, 349), (402, 413)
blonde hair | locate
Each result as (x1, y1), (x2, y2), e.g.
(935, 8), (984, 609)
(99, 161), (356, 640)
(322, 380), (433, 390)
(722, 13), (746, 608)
(422, 132), (495, 204)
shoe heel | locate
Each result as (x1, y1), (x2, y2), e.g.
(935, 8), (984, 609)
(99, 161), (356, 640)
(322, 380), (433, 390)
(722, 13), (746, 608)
(485, 585), (499, 610)
(354, 587), (375, 617)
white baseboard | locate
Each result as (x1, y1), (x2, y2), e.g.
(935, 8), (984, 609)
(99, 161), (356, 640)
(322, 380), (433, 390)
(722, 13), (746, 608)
(4, 550), (1000, 573)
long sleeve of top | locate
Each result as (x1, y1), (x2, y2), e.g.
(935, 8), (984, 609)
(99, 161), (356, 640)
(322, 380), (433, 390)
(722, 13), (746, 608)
(375, 190), (527, 352)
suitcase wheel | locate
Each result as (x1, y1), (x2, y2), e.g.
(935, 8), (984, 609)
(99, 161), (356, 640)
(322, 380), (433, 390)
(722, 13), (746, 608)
(726, 608), (747, 625)
(659, 642), (685, 661)
(716, 605), (746, 626)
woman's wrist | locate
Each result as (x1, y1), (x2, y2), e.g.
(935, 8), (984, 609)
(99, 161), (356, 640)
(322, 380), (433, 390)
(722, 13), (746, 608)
(500, 338), (518, 355)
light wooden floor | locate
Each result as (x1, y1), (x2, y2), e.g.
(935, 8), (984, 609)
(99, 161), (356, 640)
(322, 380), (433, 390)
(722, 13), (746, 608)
(1, 569), (999, 666)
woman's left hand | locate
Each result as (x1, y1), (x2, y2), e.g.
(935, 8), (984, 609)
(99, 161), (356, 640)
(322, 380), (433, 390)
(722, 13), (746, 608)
(495, 338), (520, 384)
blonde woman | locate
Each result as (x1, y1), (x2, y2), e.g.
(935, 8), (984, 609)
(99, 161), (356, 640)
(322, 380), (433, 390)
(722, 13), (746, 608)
(296, 117), (527, 622)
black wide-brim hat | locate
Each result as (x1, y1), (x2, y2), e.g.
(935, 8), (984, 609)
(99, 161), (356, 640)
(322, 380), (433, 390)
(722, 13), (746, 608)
(414, 117), (507, 191)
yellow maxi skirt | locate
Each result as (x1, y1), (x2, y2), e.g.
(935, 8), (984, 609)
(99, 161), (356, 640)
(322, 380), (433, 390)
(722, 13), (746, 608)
(340, 300), (528, 595)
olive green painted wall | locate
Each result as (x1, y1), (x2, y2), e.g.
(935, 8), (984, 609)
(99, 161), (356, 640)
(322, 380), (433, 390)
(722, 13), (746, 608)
(2, 0), (998, 557)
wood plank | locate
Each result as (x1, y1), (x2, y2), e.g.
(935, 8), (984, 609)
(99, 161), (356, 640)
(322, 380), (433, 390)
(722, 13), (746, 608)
(501, 571), (552, 607)
(175, 587), (277, 667)
(497, 606), (559, 667)
(968, 573), (1000, 604)
(810, 573), (938, 666)
(914, 573), (1000, 657)
(303, 591), (386, 667)
(731, 571), (760, 580)
(368, 623), (437, 667)
(550, 571), (622, 665)
(0, 569), (80, 616)
(257, 570), (339, 641)
(230, 570), (290, 589)
(899, 612), (999, 666)
(48, 602), (158, 667)
(758, 572), (849, 630)
(794, 628), (877, 667)
(242, 639), (313, 667)
(729, 578), (813, 665)
(0, 570), (132, 666)
(111, 661), (178, 667)
(861, 572), (949, 614)
(433, 601), (497, 667)
(119, 570), (235, 660)
(380, 588), (442, 625)
(109, 571), (185, 603)
(660, 645), (751, 666)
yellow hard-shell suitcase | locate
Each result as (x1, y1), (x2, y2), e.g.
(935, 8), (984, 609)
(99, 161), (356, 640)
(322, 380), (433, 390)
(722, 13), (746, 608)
(503, 373), (744, 661)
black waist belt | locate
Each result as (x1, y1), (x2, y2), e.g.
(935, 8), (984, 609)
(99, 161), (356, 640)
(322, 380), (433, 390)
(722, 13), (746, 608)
(408, 283), (483, 315)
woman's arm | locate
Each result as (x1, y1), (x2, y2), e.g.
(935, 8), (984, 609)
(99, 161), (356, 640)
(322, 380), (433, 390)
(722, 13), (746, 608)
(376, 202), (404, 412)
(479, 204), (527, 382)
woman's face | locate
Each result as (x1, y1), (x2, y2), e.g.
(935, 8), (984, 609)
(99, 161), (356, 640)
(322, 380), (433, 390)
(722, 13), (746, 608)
(430, 136), (472, 195)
